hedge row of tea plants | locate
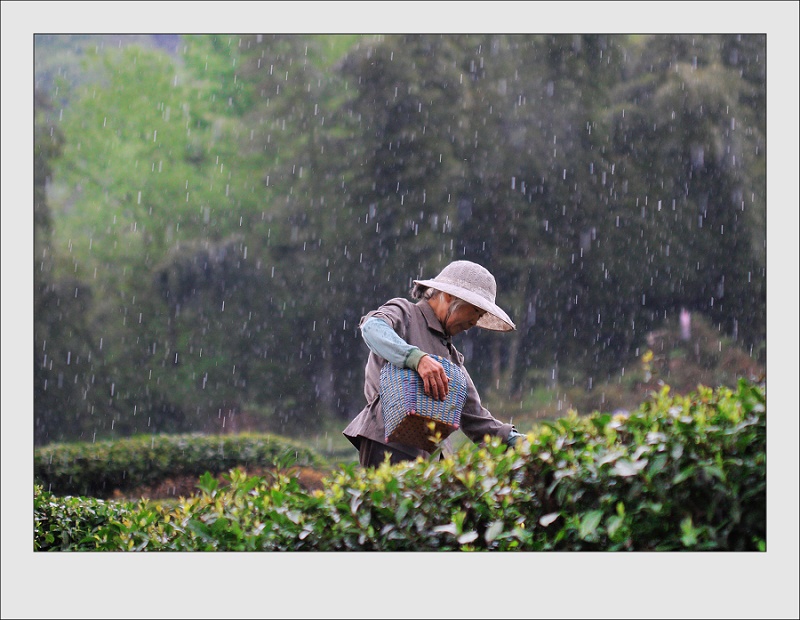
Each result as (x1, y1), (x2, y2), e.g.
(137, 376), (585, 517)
(34, 380), (765, 551)
(34, 432), (328, 498)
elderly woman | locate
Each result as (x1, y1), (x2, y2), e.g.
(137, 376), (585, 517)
(343, 260), (526, 467)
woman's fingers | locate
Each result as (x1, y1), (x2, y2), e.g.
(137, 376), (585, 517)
(417, 355), (449, 400)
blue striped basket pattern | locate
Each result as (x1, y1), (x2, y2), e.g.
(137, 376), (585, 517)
(380, 354), (468, 452)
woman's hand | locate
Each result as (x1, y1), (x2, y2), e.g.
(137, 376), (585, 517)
(416, 354), (449, 401)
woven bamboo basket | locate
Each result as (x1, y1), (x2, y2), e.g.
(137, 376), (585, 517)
(380, 354), (468, 452)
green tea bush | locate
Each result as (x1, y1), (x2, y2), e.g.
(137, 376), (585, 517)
(34, 380), (765, 551)
(34, 432), (328, 498)
(34, 486), (138, 551)
(517, 379), (766, 550)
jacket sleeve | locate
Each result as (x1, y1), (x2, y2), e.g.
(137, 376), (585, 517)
(458, 364), (516, 445)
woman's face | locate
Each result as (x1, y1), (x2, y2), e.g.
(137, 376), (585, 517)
(444, 298), (486, 336)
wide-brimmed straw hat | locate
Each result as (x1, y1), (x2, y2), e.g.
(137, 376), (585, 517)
(412, 260), (516, 332)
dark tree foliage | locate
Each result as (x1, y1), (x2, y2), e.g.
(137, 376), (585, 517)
(34, 90), (108, 444)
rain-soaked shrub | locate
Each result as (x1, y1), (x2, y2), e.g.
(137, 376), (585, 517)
(34, 485), (138, 551)
(516, 379), (766, 551)
(33, 432), (328, 498)
(35, 380), (765, 551)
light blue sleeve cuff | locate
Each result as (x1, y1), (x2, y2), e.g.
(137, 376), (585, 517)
(361, 317), (423, 369)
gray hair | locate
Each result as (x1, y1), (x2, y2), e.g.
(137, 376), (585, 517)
(410, 282), (432, 300)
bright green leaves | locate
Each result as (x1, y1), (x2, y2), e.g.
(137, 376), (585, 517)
(195, 471), (219, 496)
(578, 510), (605, 542)
(35, 381), (765, 551)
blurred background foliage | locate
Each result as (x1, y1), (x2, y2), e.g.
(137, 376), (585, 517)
(34, 34), (765, 448)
